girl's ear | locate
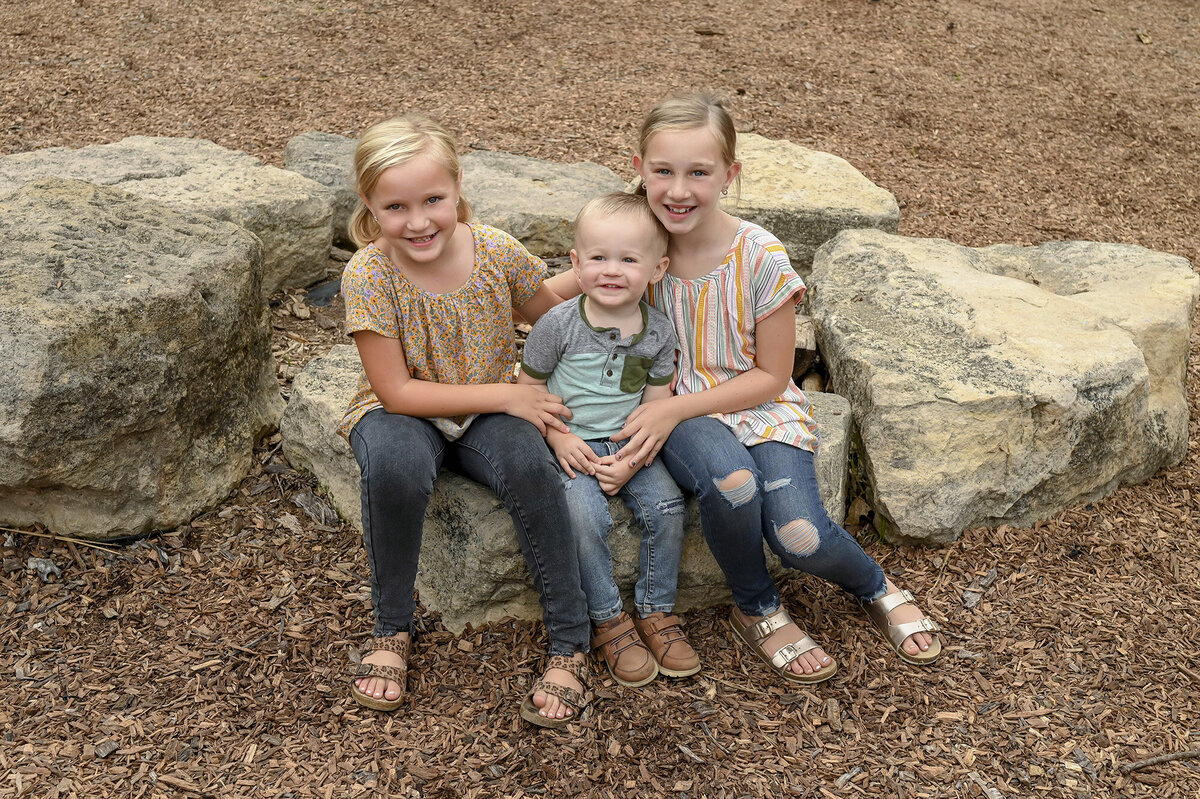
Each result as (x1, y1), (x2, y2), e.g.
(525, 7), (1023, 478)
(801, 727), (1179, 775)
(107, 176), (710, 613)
(632, 153), (644, 176)
(724, 160), (742, 192)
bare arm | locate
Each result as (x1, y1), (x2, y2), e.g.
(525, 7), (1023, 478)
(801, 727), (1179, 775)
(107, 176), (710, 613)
(355, 330), (570, 434)
(611, 297), (799, 464)
(541, 269), (583, 304)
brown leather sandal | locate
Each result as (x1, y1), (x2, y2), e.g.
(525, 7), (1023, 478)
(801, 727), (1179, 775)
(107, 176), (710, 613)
(728, 606), (837, 685)
(349, 633), (409, 711)
(519, 655), (590, 729)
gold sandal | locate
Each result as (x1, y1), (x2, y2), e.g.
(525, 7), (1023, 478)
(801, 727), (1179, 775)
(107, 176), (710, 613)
(728, 606), (837, 685)
(519, 655), (590, 729)
(349, 633), (409, 711)
(861, 588), (942, 665)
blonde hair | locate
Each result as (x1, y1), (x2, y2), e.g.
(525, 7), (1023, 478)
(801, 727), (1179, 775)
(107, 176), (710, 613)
(348, 114), (473, 248)
(574, 193), (668, 255)
(636, 93), (742, 200)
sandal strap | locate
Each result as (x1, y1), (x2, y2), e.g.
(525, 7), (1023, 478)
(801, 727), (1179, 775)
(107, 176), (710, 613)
(530, 678), (587, 713)
(864, 588), (916, 617)
(545, 654), (589, 685)
(742, 606), (795, 645)
(767, 634), (820, 670)
(363, 634), (410, 657)
(350, 662), (407, 683)
(884, 617), (941, 646)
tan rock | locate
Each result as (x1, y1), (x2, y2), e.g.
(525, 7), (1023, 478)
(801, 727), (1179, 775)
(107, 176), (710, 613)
(809, 229), (1199, 544)
(282, 345), (853, 632)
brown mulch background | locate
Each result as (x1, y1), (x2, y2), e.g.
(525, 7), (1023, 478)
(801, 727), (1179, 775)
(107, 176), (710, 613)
(3, 1), (1199, 797)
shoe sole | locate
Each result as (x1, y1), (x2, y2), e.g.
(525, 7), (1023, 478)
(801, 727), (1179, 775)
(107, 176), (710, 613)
(656, 663), (701, 678)
(606, 659), (659, 688)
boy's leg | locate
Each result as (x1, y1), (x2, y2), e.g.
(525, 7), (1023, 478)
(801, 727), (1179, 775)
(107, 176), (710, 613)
(562, 440), (657, 686)
(613, 457), (687, 617)
(615, 455), (698, 677)
(559, 443), (624, 624)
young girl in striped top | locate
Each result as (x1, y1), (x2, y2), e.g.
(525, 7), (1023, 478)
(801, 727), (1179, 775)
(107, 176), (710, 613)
(613, 94), (942, 682)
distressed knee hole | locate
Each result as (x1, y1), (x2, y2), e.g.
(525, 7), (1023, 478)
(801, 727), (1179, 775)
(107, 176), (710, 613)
(779, 519), (820, 556)
(714, 469), (756, 507)
(764, 477), (793, 492)
(656, 497), (686, 516)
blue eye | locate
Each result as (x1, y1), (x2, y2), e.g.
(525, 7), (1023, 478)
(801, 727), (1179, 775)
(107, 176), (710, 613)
(655, 169), (671, 176)
(386, 203), (402, 211)
(427, 196), (441, 205)
(691, 170), (707, 177)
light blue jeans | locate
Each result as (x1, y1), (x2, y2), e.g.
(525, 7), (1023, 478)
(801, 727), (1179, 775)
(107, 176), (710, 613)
(560, 439), (687, 623)
(660, 416), (887, 617)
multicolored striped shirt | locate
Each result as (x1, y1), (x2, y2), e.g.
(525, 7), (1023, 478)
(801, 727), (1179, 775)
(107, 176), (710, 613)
(647, 220), (821, 452)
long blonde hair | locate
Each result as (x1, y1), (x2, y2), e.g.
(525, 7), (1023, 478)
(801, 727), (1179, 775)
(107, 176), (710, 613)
(348, 114), (473, 248)
(636, 93), (742, 200)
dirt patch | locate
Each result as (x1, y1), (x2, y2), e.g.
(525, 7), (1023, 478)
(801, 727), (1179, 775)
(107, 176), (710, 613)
(2, 1), (1199, 797)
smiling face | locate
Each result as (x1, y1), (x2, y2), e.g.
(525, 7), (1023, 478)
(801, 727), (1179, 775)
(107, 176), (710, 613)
(634, 125), (741, 239)
(359, 152), (461, 270)
(571, 210), (669, 314)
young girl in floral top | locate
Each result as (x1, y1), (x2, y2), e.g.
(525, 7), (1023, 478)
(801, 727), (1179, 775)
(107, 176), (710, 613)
(340, 114), (589, 727)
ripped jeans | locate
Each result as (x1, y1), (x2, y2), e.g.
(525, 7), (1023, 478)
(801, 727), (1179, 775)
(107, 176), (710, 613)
(560, 439), (687, 623)
(660, 416), (887, 617)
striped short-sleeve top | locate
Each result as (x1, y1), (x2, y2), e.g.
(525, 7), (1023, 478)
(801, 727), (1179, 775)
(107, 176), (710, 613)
(337, 223), (545, 440)
(646, 220), (820, 453)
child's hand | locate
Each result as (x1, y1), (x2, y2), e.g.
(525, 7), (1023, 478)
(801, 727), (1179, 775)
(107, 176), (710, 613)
(609, 397), (681, 470)
(502, 384), (572, 435)
(594, 456), (635, 496)
(547, 430), (599, 478)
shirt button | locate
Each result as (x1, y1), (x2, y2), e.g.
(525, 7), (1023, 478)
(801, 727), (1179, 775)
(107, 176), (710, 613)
(609, 333), (616, 340)
(611, 354), (618, 360)
(606, 370), (613, 376)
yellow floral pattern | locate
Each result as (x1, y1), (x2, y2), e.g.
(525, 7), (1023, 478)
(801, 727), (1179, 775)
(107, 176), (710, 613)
(338, 224), (545, 439)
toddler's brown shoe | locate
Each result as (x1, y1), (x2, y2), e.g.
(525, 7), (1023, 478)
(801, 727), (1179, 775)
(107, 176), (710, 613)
(591, 612), (658, 687)
(634, 612), (701, 677)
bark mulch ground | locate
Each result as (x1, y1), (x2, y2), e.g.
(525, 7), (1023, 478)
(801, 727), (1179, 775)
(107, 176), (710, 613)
(2, 1), (1199, 797)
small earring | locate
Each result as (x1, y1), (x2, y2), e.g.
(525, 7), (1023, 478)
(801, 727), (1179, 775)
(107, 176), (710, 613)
(456, 199), (461, 207)
(721, 187), (729, 196)
(372, 214), (378, 223)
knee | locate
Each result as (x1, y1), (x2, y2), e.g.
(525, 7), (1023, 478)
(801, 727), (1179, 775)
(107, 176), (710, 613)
(361, 444), (436, 497)
(713, 469), (756, 508)
(777, 518), (821, 557)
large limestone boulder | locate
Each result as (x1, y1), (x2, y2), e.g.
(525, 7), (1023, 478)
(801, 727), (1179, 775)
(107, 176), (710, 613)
(0, 179), (284, 540)
(723, 133), (900, 275)
(283, 132), (357, 250)
(282, 344), (852, 632)
(460, 152), (627, 257)
(808, 229), (1199, 545)
(0, 137), (333, 294)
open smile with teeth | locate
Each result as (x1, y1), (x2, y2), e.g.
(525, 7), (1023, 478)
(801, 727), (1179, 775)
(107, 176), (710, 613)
(666, 205), (694, 216)
(407, 233), (436, 244)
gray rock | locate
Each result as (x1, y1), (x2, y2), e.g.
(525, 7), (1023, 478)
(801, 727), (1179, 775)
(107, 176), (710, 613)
(0, 179), (283, 540)
(283, 132), (357, 249)
(282, 344), (853, 632)
(0, 137), (333, 294)
(725, 133), (899, 276)
(809, 229), (1199, 544)
(461, 151), (626, 256)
